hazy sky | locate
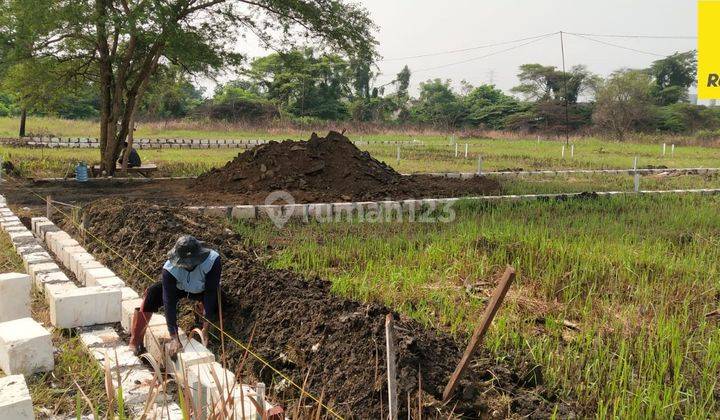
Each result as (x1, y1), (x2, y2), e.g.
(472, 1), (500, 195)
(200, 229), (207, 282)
(222, 0), (698, 96)
(365, 0), (697, 95)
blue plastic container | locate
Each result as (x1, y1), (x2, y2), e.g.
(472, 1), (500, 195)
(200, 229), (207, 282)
(75, 162), (88, 182)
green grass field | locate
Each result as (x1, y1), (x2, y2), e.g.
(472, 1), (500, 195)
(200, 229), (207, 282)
(236, 195), (720, 418)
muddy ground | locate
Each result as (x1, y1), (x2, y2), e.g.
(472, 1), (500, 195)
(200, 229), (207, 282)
(61, 199), (575, 419)
(0, 174), (500, 208)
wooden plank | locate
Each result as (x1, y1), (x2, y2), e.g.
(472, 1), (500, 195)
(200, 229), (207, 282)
(385, 314), (398, 420)
(442, 266), (516, 403)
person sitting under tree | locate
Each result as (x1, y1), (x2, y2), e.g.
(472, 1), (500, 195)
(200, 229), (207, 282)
(118, 141), (142, 168)
(128, 235), (221, 357)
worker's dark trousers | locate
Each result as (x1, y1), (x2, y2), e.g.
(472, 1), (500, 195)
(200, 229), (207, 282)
(129, 281), (204, 347)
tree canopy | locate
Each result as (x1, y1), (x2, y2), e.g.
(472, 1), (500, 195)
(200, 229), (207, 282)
(2, 0), (377, 173)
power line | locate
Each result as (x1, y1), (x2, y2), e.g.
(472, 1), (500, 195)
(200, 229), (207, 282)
(565, 32), (666, 57)
(380, 32), (559, 62)
(565, 32), (696, 40)
(413, 33), (557, 73)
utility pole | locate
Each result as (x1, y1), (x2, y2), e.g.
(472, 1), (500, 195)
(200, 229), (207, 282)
(560, 31), (570, 146)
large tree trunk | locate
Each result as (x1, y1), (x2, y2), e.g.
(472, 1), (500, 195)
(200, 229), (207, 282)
(18, 109), (27, 137)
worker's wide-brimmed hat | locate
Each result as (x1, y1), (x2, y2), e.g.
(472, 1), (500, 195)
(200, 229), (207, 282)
(167, 235), (211, 270)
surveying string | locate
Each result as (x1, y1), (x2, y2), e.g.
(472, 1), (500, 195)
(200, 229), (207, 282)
(3, 176), (345, 419)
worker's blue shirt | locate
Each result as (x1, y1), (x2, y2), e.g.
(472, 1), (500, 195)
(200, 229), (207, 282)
(163, 250), (220, 294)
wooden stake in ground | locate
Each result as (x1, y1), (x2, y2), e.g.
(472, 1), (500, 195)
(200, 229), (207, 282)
(442, 266), (516, 403)
(386, 314), (398, 420)
(46, 195), (53, 219)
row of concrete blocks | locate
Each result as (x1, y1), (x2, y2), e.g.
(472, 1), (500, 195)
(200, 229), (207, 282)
(24, 216), (185, 417)
(34, 217), (275, 418)
(420, 168), (720, 177)
(187, 198), (461, 221)
(0, 203), (51, 418)
(190, 188), (720, 222)
(18, 136), (422, 145)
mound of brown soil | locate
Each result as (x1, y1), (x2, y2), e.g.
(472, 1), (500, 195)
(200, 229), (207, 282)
(68, 199), (572, 418)
(192, 131), (501, 202)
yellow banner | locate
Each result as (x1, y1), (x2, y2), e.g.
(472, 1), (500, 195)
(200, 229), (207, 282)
(699, 0), (720, 99)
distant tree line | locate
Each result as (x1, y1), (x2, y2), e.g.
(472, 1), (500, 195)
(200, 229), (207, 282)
(2, 45), (718, 140)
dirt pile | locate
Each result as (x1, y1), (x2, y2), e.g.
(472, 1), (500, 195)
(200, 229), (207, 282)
(192, 131), (501, 202)
(69, 199), (572, 418)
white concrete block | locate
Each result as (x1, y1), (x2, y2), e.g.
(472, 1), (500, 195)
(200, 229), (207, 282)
(232, 385), (272, 419)
(204, 206), (230, 218)
(8, 231), (34, 248)
(0, 317), (54, 375)
(94, 276), (125, 288)
(307, 203), (333, 220)
(49, 286), (121, 328)
(30, 217), (49, 234)
(121, 287), (139, 301)
(187, 361), (236, 411)
(121, 298), (143, 332)
(0, 273), (31, 323)
(3, 226), (27, 233)
(141, 402), (184, 420)
(333, 202), (358, 220)
(231, 205), (256, 220)
(21, 251), (53, 272)
(16, 244), (43, 256)
(110, 368), (158, 406)
(166, 337), (214, 381)
(83, 267), (116, 286)
(44, 281), (77, 305)
(283, 204), (308, 220)
(256, 205), (282, 219)
(60, 245), (86, 269)
(36, 222), (60, 241)
(34, 270), (70, 289)
(0, 375), (34, 419)
(77, 260), (104, 284)
(78, 325), (122, 348)
(144, 324), (186, 368)
(45, 232), (74, 255)
(52, 238), (79, 258)
(27, 261), (61, 284)
(45, 230), (70, 244)
(175, 338), (214, 375)
(68, 252), (95, 276)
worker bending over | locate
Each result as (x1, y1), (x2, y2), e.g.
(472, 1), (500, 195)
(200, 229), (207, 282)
(129, 235), (221, 356)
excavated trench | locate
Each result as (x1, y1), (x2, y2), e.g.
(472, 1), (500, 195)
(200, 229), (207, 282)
(63, 199), (574, 418)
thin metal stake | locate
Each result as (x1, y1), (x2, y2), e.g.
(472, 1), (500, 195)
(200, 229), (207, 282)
(464, 143), (468, 159)
(477, 155), (483, 176)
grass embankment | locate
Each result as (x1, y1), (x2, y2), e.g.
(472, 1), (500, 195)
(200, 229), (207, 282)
(236, 194), (720, 418)
(0, 228), (106, 416)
